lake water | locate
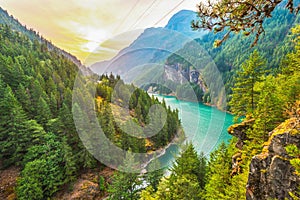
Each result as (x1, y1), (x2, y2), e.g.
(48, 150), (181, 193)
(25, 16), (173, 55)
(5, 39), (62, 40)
(151, 94), (234, 168)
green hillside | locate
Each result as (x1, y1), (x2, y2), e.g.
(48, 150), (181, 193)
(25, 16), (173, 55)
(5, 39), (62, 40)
(0, 18), (182, 199)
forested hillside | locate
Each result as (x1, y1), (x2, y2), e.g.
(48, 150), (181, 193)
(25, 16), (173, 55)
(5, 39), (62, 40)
(137, 2), (300, 199)
(0, 1), (299, 199)
(0, 22), (89, 199)
(0, 7), (91, 74)
(0, 19), (182, 199)
(166, 6), (300, 108)
(139, 25), (300, 200)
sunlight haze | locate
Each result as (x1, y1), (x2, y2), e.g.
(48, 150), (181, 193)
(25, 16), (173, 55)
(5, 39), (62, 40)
(0, 0), (200, 65)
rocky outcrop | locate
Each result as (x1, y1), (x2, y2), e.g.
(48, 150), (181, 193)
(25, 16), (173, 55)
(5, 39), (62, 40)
(246, 117), (300, 200)
(228, 119), (255, 149)
(231, 152), (243, 177)
(164, 64), (207, 95)
(164, 64), (189, 85)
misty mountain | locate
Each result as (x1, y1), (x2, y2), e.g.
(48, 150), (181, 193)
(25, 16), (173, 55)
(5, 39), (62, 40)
(89, 10), (206, 83)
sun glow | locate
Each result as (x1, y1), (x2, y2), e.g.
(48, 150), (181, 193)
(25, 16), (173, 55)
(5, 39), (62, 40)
(0, 0), (200, 65)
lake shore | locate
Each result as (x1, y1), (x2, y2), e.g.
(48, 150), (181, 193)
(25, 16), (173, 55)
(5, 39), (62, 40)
(143, 93), (234, 171)
(149, 92), (233, 115)
(141, 126), (186, 171)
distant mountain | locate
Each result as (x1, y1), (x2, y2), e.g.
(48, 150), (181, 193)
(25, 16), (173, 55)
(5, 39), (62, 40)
(167, 6), (300, 83)
(89, 10), (206, 82)
(164, 9), (201, 36)
(163, 6), (300, 109)
(92, 6), (300, 109)
(0, 7), (92, 75)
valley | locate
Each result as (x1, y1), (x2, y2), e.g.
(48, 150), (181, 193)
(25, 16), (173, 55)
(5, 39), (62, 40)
(0, 1), (299, 200)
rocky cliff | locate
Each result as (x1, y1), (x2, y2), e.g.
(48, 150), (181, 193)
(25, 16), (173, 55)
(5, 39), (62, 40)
(246, 117), (300, 200)
(228, 119), (254, 149)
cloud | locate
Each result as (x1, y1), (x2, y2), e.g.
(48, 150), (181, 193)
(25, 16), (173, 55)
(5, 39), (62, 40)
(0, 0), (200, 64)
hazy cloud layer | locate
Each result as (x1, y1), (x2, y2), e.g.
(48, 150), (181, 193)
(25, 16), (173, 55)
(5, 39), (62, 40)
(0, 0), (199, 64)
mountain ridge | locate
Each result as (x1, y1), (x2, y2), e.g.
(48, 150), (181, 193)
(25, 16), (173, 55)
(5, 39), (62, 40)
(0, 7), (92, 75)
(89, 9), (206, 81)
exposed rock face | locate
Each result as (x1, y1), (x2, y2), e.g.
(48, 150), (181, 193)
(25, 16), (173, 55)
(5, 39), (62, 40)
(246, 117), (300, 200)
(231, 152), (243, 177)
(164, 64), (189, 84)
(190, 70), (199, 83)
(228, 119), (255, 149)
(164, 64), (207, 95)
(228, 119), (255, 177)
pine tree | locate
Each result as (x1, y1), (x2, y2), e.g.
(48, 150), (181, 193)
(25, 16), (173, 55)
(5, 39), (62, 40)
(45, 77), (57, 95)
(29, 80), (44, 116)
(58, 103), (77, 141)
(0, 75), (5, 98)
(169, 173), (202, 200)
(49, 92), (58, 116)
(281, 26), (300, 76)
(144, 157), (164, 191)
(0, 86), (31, 166)
(204, 142), (232, 199)
(15, 83), (31, 114)
(168, 143), (206, 199)
(229, 50), (266, 119)
(72, 102), (98, 169)
(251, 75), (285, 141)
(280, 26), (300, 111)
(35, 96), (52, 126)
(16, 174), (43, 200)
(170, 144), (206, 185)
(62, 136), (77, 183)
(16, 119), (46, 165)
(17, 132), (65, 199)
(108, 152), (142, 200)
(141, 144), (207, 199)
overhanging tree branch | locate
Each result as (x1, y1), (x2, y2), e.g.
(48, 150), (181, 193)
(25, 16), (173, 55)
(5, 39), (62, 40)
(192, 0), (299, 47)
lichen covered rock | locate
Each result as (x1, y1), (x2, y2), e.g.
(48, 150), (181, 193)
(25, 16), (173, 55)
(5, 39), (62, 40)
(246, 117), (300, 200)
(228, 119), (254, 149)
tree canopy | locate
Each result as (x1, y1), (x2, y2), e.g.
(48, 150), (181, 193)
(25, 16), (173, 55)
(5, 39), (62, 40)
(192, 0), (300, 46)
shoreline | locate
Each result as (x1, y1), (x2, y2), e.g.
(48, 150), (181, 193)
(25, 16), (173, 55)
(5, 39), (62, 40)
(141, 126), (186, 171)
(150, 92), (234, 115)
(142, 93), (234, 171)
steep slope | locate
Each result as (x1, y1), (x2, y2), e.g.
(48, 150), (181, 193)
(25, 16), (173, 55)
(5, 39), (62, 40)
(0, 10), (184, 198)
(0, 22), (80, 199)
(0, 7), (92, 75)
(164, 6), (299, 108)
(246, 117), (300, 199)
(164, 10), (205, 37)
(89, 10), (207, 83)
(0, 7), (96, 199)
(90, 7), (299, 110)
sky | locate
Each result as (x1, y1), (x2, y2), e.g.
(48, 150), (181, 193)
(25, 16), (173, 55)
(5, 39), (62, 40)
(0, 0), (200, 65)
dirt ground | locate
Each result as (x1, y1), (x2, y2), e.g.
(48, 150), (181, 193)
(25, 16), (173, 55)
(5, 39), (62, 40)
(53, 167), (114, 200)
(0, 166), (20, 200)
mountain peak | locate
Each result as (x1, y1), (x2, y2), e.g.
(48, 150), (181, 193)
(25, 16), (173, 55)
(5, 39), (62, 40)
(165, 9), (198, 32)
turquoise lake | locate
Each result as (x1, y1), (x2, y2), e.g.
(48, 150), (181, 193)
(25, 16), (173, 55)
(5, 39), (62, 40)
(151, 94), (234, 168)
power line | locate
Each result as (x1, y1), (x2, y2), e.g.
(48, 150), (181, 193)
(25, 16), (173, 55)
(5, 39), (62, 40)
(128, 0), (159, 31)
(138, 0), (160, 23)
(154, 0), (186, 26)
(113, 0), (140, 33)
